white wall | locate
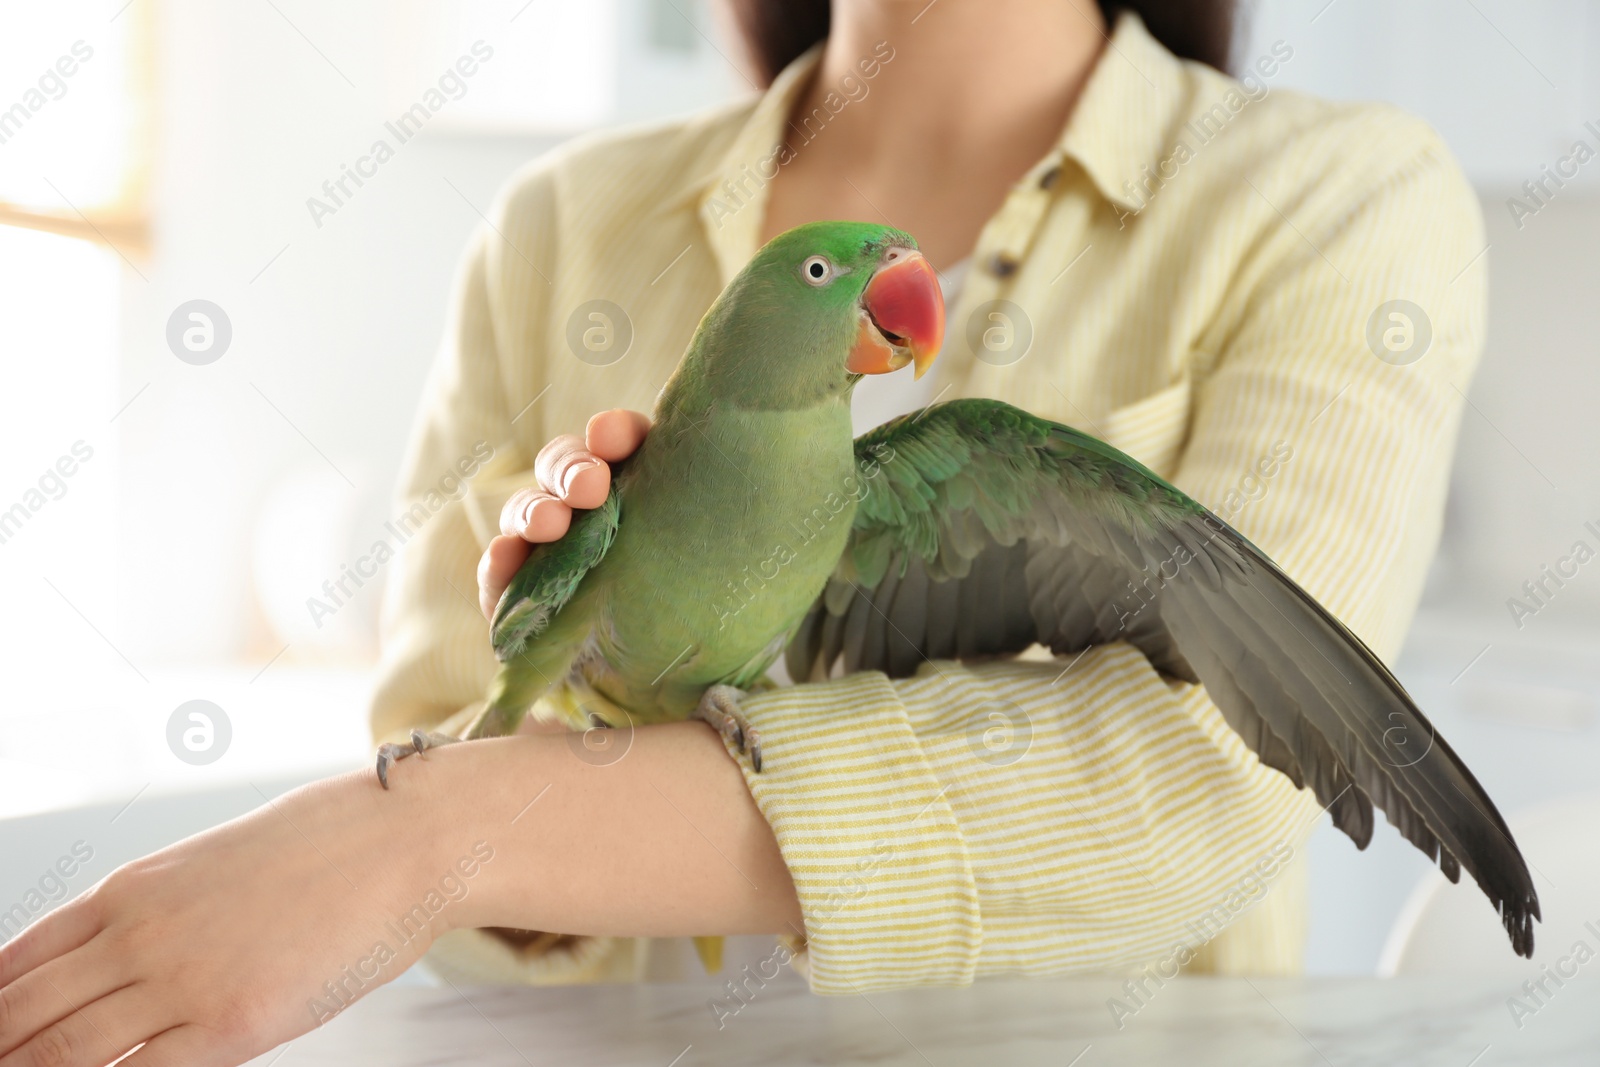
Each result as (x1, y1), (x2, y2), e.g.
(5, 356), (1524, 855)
(1243, 0), (1600, 187)
(111, 0), (740, 666)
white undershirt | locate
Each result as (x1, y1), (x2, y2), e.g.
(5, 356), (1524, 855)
(850, 256), (971, 436)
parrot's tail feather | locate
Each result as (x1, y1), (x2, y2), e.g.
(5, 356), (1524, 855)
(693, 935), (724, 975)
(471, 639), (579, 739)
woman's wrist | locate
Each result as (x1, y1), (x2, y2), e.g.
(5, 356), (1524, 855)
(371, 723), (802, 939)
(331, 745), (509, 939)
(299, 764), (485, 946)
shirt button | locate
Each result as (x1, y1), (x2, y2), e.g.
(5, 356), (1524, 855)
(990, 252), (1020, 278)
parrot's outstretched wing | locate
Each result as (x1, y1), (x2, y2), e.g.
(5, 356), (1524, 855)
(491, 484), (621, 662)
(786, 399), (1540, 957)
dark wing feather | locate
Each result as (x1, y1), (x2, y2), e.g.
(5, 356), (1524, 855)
(786, 399), (1539, 957)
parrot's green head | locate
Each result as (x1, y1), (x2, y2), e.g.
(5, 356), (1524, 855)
(691, 220), (945, 410)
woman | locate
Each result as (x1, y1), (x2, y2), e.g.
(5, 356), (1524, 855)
(0, 0), (1483, 1062)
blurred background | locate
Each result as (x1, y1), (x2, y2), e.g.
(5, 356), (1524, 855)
(1, 0), (1597, 976)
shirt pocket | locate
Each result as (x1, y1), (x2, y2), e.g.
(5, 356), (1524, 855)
(1094, 374), (1194, 478)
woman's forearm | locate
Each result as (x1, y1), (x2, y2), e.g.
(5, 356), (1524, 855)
(376, 721), (803, 939)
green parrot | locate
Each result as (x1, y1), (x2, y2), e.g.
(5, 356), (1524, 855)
(377, 220), (1539, 968)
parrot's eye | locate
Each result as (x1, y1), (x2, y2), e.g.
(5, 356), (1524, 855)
(801, 255), (835, 286)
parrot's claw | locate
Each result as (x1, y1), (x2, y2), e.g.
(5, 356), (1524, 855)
(376, 729), (463, 789)
(693, 685), (763, 772)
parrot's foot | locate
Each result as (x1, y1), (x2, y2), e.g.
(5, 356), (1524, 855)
(376, 729), (462, 789)
(693, 685), (762, 772)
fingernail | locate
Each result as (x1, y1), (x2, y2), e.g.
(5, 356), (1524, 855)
(561, 459), (601, 496)
(521, 495), (549, 528)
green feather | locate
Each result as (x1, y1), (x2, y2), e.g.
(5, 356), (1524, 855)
(785, 397), (1539, 959)
(473, 220), (919, 731)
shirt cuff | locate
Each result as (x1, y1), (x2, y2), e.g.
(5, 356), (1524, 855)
(727, 670), (984, 994)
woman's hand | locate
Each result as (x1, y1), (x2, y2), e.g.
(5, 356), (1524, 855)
(0, 770), (464, 1066)
(477, 408), (652, 619)
(0, 730), (798, 1066)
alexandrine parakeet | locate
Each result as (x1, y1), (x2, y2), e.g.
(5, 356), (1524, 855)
(378, 220), (1539, 962)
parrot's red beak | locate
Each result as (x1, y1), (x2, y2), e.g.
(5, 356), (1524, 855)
(848, 248), (944, 380)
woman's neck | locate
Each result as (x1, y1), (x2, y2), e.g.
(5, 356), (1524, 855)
(761, 0), (1108, 267)
(812, 0), (1106, 167)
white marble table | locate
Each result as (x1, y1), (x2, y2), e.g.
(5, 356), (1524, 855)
(248, 975), (1599, 1065)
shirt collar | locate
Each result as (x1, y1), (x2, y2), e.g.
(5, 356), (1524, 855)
(1056, 11), (1192, 213)
(688, 10), (1189, 279)
(694, 45), (826, 285)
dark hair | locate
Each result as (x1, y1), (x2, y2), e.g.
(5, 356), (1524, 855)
(724, 1), (1238, 87)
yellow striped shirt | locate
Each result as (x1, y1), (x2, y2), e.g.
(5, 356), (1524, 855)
(371, 11), (1485, 991)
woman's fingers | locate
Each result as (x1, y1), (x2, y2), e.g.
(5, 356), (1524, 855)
(533, 433), (610, 511)
(500, 410), (652, 541)
(485, 491), (563, 621)
(0, 941), (123, 1060)
(585, 409), (651, 462)
(0, 895), (99, 989)
(478, 535), (532, 620)
(481, 410), (652, 619)
(499, 487), (571, 541)
(0, 770), (456, 1067)
(0, 981), (154, 1067)
(0, 898), (110, 1061)
(117, 1026), (226, 1067)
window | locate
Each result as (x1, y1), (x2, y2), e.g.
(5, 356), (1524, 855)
(0, 4), (151, 250)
